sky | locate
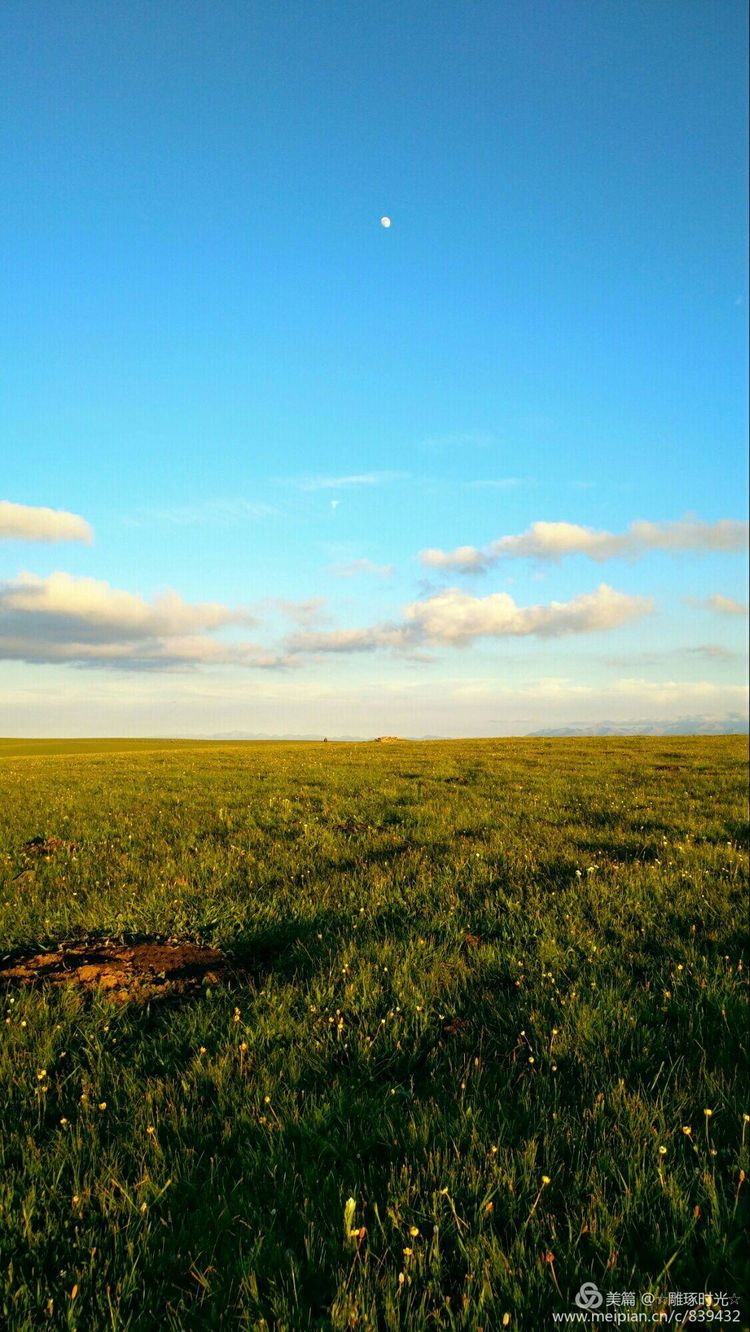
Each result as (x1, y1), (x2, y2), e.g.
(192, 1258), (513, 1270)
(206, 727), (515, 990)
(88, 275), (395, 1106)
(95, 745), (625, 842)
(1, 0), (747, 737)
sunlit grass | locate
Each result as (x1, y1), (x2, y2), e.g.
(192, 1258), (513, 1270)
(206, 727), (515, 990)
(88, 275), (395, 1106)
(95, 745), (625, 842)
(0, 737), (747, 1328)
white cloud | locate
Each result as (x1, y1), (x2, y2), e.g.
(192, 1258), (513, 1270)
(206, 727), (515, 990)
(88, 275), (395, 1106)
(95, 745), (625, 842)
(288, 583), (652, 654)
(329, 558), (394, 578)
(421, 543), (489, 573)
(0, 572), (288, 671)
(421, 517), (748, 573)
(703, 594), (748, 616)
(0, 500), (93, 544)
(404, 584), (652, 644)
(1, 572), (251, 637)
(286, 625), (411, 654)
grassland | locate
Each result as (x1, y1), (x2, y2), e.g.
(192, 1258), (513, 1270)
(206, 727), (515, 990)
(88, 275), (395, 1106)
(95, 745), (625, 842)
(0, 736), (747, 1330)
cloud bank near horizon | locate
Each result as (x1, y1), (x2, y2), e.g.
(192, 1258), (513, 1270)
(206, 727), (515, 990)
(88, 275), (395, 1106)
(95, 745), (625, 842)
(1, 670), (744, 741)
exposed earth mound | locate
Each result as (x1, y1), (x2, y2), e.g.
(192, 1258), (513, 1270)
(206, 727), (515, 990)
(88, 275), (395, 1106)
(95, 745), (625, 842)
(372, 735), (404, 743)
(0, 940), (230, 1002)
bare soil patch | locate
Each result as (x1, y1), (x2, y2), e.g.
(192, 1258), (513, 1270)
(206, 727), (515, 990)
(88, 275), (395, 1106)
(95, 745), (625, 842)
(0, 940), (231, 1002)
(21, 835), (77, 858)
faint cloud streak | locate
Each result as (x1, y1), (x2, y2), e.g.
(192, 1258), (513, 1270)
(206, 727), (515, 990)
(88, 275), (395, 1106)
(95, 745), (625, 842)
(701, 594), (749, 616)
(283, 471), (406, 492)
(329, 558), (394, 578)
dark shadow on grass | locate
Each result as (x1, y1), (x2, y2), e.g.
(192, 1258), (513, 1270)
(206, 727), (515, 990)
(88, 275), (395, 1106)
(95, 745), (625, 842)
(128, 937), (748, 1327)
(230, 910), (353, 984)
(723, 817), (749, 849)
(574, 838), (663, 864)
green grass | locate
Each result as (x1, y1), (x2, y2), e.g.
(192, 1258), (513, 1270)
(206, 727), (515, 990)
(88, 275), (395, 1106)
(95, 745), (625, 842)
(0, 737), (747, 1330)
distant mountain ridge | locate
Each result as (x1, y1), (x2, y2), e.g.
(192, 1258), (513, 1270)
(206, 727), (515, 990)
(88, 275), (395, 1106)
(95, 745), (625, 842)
(198, 717), (748, 742)
(527, 713), (748, 738)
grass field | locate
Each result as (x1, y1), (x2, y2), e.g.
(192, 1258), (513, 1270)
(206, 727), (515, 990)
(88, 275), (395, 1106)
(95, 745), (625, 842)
(0, 737), (747, 1330)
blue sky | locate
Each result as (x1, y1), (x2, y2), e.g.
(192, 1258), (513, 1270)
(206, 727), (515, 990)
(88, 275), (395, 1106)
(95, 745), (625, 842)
(1, 0), (747, 736)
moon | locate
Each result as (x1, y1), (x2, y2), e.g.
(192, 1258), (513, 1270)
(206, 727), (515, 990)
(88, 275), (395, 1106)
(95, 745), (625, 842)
(380, 216), (391, 228)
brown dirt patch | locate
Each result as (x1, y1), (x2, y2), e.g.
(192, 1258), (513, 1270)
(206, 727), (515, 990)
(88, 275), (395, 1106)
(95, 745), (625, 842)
(0, 940), (231, 1002)
(22, 835), (77, 858)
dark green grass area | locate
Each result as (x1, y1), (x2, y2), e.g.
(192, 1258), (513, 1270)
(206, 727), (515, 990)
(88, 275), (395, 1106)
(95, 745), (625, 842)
(0, 737), (747, 1330)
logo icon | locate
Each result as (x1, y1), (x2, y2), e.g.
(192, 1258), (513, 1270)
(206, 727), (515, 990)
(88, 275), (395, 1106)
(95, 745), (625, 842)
(574, 1282), (604, 1310)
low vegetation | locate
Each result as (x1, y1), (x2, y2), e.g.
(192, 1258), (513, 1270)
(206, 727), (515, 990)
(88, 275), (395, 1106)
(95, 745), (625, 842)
(0, 736), (747, 1329)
